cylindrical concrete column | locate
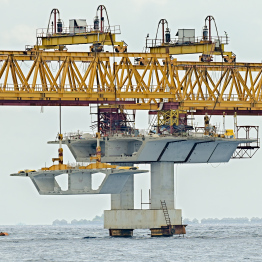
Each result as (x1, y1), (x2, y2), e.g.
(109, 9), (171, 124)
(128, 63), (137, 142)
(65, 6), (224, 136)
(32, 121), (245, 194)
(150, 162), (174, 210)
(111, 174), (134, 210)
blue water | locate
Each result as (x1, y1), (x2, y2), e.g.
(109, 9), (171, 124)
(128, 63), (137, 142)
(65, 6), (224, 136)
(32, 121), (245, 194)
(0, 224), (262, 261)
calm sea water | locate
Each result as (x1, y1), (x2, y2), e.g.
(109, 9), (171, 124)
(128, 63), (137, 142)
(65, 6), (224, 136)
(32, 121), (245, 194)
(0, 224), (262, 261)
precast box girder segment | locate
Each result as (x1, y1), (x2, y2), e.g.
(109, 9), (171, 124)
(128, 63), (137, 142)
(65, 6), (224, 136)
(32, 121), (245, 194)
(61, 136), (251, 164)
(11, 168), (148, 195)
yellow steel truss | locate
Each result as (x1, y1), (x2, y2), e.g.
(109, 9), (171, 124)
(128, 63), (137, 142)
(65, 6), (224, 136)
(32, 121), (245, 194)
(0, 50), (262, 111)
(157, 110), (180, 127)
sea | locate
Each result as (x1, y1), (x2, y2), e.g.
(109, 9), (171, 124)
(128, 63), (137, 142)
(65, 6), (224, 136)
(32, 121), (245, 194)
(0, 224), (262, 261)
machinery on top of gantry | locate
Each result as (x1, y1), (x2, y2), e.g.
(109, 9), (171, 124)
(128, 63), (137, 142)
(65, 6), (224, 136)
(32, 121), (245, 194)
(33, 5), (127, 52)
(145, 16), (236, 62)
(34, 8), (233, 62)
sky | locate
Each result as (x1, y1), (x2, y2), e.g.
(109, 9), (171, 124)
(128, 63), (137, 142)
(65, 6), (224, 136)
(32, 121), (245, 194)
(1, 0), (262, 225)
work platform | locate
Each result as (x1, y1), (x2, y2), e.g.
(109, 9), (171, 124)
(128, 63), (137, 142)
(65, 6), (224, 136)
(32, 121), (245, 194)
(49, 134), (254, 164)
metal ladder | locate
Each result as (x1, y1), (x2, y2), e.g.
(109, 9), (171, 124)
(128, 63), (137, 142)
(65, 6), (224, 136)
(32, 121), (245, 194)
(160, 200), (171, 226)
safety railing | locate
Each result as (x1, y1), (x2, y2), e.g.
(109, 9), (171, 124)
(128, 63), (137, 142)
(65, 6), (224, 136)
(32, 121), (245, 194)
(146, 35), (229, 48)
(62, 131), (84, 140)
(232, 126), (260, 158)
(36, 25), (121, 38)
(236, 126), (260, 147)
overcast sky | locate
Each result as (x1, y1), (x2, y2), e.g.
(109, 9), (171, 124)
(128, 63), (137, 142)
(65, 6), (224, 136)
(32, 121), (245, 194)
(1, 0), (262, 225)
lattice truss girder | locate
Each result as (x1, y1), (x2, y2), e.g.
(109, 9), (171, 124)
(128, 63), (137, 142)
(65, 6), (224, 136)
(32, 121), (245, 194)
(1, 51), (262, 110)
(232, 148), (260, 158)
(157, 110), (179, 127)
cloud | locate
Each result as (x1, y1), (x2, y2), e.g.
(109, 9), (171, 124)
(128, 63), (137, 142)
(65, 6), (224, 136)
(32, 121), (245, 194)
(2, 24), (36, 48)
(132, 0), (168, 8)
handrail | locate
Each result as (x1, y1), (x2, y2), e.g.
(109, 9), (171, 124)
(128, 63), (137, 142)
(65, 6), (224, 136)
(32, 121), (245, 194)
(146, 35), (229, 48)
(36, 25), (121, 38)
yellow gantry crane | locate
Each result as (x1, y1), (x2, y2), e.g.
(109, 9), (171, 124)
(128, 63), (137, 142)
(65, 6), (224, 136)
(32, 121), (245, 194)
(0, 6), (261, 116)
(146, 16), (235, 62)
(33, 6), (127, 52)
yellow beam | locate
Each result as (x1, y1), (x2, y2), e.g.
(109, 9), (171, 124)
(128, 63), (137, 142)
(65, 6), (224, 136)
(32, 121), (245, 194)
(149, 43), (224, 55)
(38, 32), (124, 49)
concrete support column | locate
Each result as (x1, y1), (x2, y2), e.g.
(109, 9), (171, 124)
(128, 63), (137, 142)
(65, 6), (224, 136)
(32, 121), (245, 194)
(68, 172), (91, 191)
(111, 174), (134, 210)
(151, 162), (174, 210)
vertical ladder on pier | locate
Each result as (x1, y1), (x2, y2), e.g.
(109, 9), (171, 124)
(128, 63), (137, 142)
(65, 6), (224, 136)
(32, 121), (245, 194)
(160, 200), (171, 226)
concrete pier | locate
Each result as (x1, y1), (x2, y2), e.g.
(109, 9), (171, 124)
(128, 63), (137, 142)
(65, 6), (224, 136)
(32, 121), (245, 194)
(104, 209), (182, 229)
(151, 162), (174, 210)
(14, 130), (257, 238)
(109, 174), (135, 236)
(104, 162), (185, 237)
(111, 174), (134, 210)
